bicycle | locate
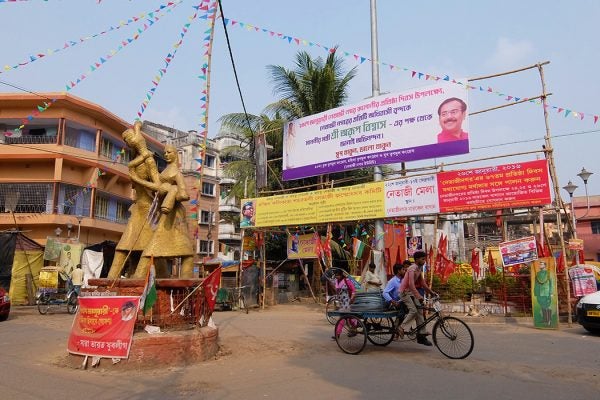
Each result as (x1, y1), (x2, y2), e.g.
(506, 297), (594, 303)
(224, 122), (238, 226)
(37, 285), (79, 315)
(230, 286), (249, 314)
(325, 294), (341, 324)
(323, 267), (362, 325)
(329, 295), (474, 359)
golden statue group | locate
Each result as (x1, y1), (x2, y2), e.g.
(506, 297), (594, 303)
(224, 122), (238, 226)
(108, 121), (195, 280)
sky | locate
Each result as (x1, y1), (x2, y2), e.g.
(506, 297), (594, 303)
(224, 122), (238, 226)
(1, 0), (600, 198)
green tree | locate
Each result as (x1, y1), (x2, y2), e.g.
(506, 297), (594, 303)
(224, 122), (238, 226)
(265, 47), (357, 119)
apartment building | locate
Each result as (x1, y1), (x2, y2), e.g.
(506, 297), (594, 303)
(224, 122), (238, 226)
(0, 92), (164, 246)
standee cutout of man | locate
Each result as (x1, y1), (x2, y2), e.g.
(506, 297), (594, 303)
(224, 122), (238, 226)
(436, 97), (468, 143)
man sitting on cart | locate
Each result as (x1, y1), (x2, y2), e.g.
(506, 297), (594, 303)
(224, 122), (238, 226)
(382, 263), (408, 310)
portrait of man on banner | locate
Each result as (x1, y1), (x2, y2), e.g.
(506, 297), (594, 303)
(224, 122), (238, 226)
(530, 257), (559, 329)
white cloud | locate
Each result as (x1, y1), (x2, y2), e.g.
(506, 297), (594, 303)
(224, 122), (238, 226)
(485, 37), (535, 71)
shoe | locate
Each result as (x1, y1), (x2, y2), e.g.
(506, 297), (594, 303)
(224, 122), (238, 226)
(347, 331), (357, 337)
(417, 335), (433, 346)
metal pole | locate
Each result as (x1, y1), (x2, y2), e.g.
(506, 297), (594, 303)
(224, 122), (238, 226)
(370, 0), (384, 257)
(537, 63), (572, 326)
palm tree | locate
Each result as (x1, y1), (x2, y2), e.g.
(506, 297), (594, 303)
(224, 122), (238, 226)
(266, 47), (357, 119)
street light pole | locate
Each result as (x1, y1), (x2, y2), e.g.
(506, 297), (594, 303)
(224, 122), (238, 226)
(562, 167), (593, 267)
(370, 0), (384, 258)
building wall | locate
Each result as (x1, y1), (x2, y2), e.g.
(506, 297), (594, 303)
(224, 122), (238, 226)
(0, 93), (150, 247)
(573, 195), (600, 261)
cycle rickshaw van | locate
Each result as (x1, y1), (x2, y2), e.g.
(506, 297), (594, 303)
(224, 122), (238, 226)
(38, 266), (62, 294)
(36, 266), (79, 314)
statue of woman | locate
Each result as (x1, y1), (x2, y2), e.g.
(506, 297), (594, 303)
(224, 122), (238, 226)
(107, 121), (160, 279)
(129, 144), (195, 278)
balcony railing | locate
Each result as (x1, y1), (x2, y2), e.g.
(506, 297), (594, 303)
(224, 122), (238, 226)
(5, 135), (58, 145)
(0, 183), (54, 214)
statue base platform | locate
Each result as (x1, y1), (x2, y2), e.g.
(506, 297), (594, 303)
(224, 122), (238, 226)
(66, 325), (219, 369)
(69, 278), (219, 369)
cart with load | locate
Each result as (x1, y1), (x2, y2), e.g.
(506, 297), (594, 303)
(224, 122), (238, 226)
(327, 292), (474, 359)
(36, 266), (79, 314)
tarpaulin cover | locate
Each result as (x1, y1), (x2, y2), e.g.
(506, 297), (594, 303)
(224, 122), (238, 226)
(241, 265), (259, 307)
(81, 249), (104, 287)
(0, 233), (17, 290)
(84, 241), (116, 278)
(9, 250), (43, 305)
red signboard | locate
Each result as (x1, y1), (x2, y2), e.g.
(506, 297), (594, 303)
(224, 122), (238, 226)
(437, 159), (551, 213)
(67, 296), (139, 359)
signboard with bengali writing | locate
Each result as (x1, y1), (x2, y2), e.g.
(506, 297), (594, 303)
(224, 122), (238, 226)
(67, 296), (139, 359)
(283, 81), (470, 180)
(384, 174), (440, 217)
(499, 236), (538, 267)
(437, 159), (551, 213)
(242, 160), (552, 228)
(287, 233), (318, 259)
(568, 239), (584, 251)
(243, 182), (386, 228)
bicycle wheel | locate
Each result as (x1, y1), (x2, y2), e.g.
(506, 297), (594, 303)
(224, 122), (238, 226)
(433, 316), (474, 359)
(37, 294), (50, 315)
(325, 297), (340, 325)
(67, 293), (79, 314)
(334, 315), (366, 355)
(365, 317), (395, 346)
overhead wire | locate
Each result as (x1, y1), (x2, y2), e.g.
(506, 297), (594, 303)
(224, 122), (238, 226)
(216, 0), (255, 154)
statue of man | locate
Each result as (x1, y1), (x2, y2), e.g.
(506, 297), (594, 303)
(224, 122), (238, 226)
(107, 121), (160, 279)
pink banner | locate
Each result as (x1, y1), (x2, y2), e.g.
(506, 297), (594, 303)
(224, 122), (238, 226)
(437, 159), (551, 213)
(67, 296), (139, 359)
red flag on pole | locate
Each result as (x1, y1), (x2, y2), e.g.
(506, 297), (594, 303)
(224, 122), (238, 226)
(556, 252), (565, 273)
(384, 247), (392, 276)
(427, 244), (434, 269)
(471, 249), (480, 275)
(203, 267), (222, 313)
(488, 250), (496, 275)
(441, 256), (455, 283)
(437, 234), (445, 257)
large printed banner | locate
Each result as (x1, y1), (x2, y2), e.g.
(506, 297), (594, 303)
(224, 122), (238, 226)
(385, 174), (439, 216)
(68, 296), (139, 359)
(498, 236), (538, 267)
(531, 258), (559, 329)
(569, 265), (598, 297)
(242, 160), (551, 228)
(437, 159), (551, 212)
(283, 81), (469, 180)
(287, 233), (318, 259)
(243, 182), (386, 227)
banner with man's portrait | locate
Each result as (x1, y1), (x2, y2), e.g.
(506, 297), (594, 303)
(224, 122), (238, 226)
(530, 257), (558, 329)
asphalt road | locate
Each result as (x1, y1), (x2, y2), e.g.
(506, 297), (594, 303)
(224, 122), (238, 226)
(1, 303), (599, 400)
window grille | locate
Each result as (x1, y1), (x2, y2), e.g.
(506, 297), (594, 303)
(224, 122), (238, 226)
(0, 183), (53, 213)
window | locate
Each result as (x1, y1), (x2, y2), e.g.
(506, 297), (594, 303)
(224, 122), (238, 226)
(591, 220), (600, 234)
(204, 154), (216, 168)
(198, 240), (214, 254)
(94, 193), (130, 224)
(202, 182), (215, 197)
(200, 210), (213, 225)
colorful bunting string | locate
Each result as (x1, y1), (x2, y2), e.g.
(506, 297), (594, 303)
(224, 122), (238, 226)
(1, 1), (182, 76)
(221, 17), (599, 125)
(135, 1), (209, 120)
(10, 2), (178, 135)
(189, 1), (218, 223)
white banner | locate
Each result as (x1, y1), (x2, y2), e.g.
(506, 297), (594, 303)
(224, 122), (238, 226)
(283, 81), (469, 180)
(384, 174), (440, 217)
